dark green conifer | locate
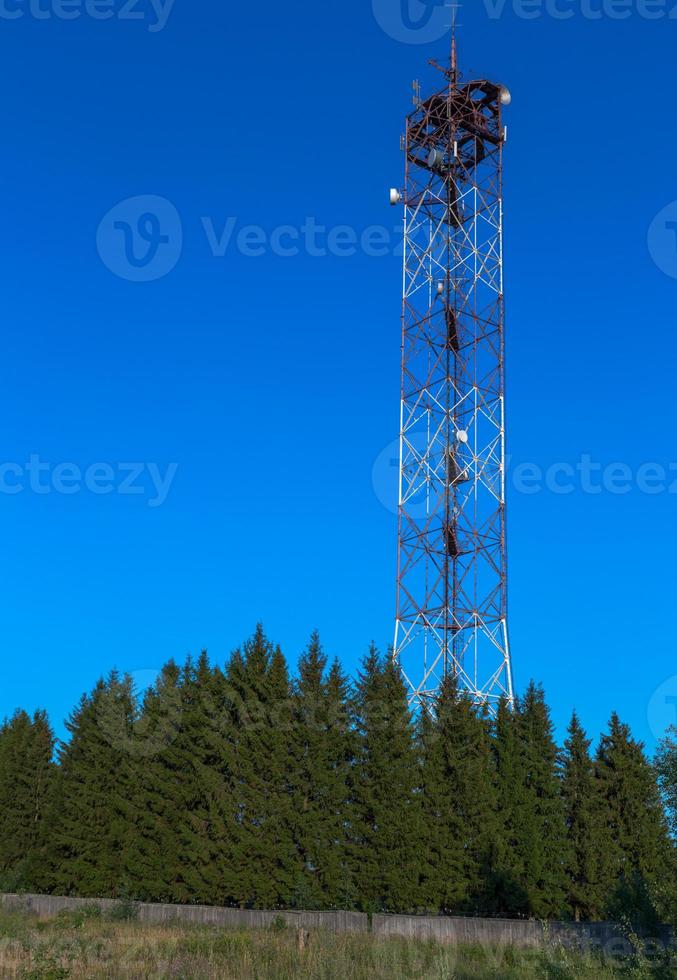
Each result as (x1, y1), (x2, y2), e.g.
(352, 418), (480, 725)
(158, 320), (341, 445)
(490, 684), (569, 918)
(9, 623), (676, 924)
(123, 661), (185, 902)
(0, 709), (55, 890)
(351, 648), (423, 913)
(655, 726), (677, 837)
(561, 711), (606, 921)
(595, 713), (674, 926)
(488, 695), (531, 916)
(290, 634), (353, 909)
(46, 673), (136, 897)
(516, 682), (569, 918)
(124, 653), (237, 906)
(227, 627), (299, 908)
(173, 652), (238, 905)
(420, 675), (497, 914)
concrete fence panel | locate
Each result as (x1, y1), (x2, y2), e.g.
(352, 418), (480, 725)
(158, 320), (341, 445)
(1, 894), (671, 952)
(0, 894), (367, 936)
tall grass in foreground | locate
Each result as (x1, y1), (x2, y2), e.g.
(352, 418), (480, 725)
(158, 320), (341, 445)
(0, 908), (673, 979)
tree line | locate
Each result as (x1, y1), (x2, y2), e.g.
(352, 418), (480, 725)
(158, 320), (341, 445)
(0, 626), (675, 925)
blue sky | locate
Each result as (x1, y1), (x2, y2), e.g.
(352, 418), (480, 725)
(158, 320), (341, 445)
(0, 0), (675, 751)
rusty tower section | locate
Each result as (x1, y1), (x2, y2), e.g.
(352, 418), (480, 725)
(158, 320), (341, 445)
(392, 47), (514, 711)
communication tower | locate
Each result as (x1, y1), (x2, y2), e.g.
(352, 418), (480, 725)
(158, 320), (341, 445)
(391, 41), (515, 711)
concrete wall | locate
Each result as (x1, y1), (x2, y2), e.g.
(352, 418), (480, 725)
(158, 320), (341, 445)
(370, 912), (659, 952)
(373, 912), (546, 947)
(1, 893), (670, 952)
(0, 894), (365, 935)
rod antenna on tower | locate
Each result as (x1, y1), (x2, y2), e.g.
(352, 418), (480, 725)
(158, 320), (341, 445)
(450, 7), (458, 82)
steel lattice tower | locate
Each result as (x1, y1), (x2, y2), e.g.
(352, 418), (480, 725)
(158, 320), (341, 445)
(392, 45), (514, 712)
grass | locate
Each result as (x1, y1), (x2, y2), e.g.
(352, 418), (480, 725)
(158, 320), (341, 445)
(0, 907), (674, 979)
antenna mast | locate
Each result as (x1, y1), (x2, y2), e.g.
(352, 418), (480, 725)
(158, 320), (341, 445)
(391, 32), (514, 712)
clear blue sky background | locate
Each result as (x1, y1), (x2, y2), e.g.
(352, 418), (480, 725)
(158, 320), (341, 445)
(0, 0), (675, 751)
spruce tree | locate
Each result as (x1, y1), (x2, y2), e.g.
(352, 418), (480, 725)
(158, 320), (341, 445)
(595, 713), (674, 925)
(0, 709), (55, 891)
(351, 648), (423, 913)
(516, 682), (569, 918)
(655, 727), (677, 838)
(324, 659), (357, 908)
(491, 684), (569, 918)
(46, 673), (136, 898)
(417, 703), (440, 911)
(171, 653), (238, 905)
(489, 695), (531, 916)
(290, 634), (353, 909)
(561, 712), (607, 921)
(227, 627), (299, 908)
(123, 661), (185, 902)
(420, 676), (497, 914)
(124, 654), (237, 906)
(655, 728), (677, 924)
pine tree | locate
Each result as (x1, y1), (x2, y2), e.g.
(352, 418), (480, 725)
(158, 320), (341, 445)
(596, 713), (674, 926)
(561, 712), (607, 921)
(290, 634), (354, 909)
(227, 627), (299, 908)
(45, 673), (136, 898)
(0, 709), (55, 890)
(351, 648), (423, 913)
(420, 676), (497, 914)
